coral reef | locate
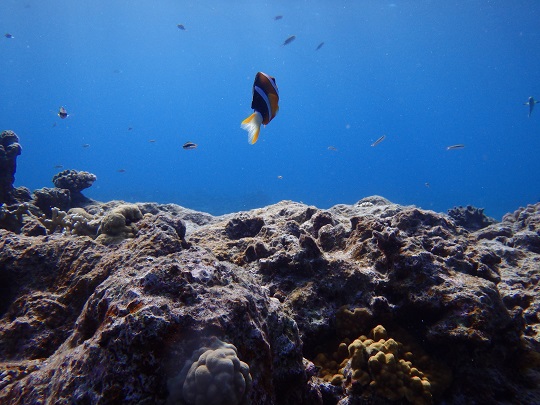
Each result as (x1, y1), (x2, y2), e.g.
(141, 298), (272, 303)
(0, 197), (539, 404)
(0, 130), (22, 204)
(52, 169), (97, 204)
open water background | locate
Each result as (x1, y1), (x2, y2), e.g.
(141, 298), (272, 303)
(1, 1), (539, 218)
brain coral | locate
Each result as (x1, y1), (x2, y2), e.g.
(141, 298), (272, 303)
(169, 338), (252, 405)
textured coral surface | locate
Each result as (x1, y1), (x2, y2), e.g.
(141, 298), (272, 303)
(1, 197), (539, 404)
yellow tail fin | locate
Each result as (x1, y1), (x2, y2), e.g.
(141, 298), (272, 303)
(241, 112), (263, 144)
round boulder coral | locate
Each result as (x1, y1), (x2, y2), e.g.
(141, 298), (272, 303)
(95, 204), (143, 245)
(180, 340), (252, 405)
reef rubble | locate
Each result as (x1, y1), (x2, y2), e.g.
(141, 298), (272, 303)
(0, 130), (539, 404)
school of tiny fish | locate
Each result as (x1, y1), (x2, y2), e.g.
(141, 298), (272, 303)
(31, 12), (537, 180)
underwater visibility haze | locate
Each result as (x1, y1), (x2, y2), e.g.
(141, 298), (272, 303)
(2, 0), (540, 218)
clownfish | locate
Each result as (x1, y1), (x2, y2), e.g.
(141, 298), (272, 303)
(241, 72), (279, 144)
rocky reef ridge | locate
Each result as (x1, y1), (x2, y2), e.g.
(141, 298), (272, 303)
(1, 195), (539, 404)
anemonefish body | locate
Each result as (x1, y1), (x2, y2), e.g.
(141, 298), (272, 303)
(241, 72), (279, 144)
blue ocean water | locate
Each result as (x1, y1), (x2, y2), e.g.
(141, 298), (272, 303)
(1, 1), (539, 218)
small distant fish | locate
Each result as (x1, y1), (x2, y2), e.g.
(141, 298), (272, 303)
(524, 96), (540, 117)
(117, 169), (126, 173)
(5, 33), (14, 39)
(371, 135), (386, 147)
(82, 144), (90, 148)
(177, 24), (186, 30)
(149, 139), (156, 143)
(327, 146), (338, 151)
(58, 106), (68, 119)
(52, 122), (57, 128)
(54, 165), (64, 169)
(316, 42), (324, 50)
(182, 142), (197, 150)
(446, 144), (465, 150)
(282, 35), (296, 46)
(274, 15), (283, 21)
(277, 175), (283, 179)
(425, 182), (430, 188)
(128, 127), (133, 131)
(241, 72), (279, 144)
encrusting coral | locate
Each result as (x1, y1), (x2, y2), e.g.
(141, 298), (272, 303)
(313, 324), (451, 405)
(167, 338), (252, 405)
(95, 204), (143, 244)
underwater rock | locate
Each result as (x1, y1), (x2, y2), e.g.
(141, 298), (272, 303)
(33, 187), (71, 216)
(0, 130), (22, 204)
(0, 198), (539, 404)
(448, 204), (497, 231)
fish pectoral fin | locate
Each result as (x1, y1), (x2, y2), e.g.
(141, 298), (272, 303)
(241, 112), (263, 144)
(268, 94), (279, 117)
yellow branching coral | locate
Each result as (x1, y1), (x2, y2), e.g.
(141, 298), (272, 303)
(313, 325), (451, 405)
